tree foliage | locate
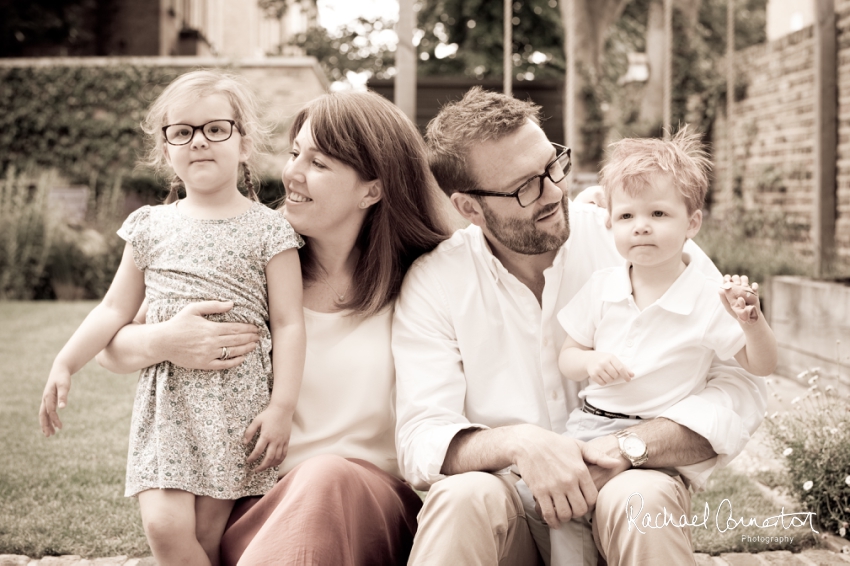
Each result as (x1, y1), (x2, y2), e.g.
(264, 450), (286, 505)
(416, 0), (564, 80)
(607, 0), (766, 139)
(291, 18), (397, 82)
(0, 0), (115, 57)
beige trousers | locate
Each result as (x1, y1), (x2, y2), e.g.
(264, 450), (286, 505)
(408, 469), (696, 566)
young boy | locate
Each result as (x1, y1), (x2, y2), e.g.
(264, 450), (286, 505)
(517, 128), (778, 566)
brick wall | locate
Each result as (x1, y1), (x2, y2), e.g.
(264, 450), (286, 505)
(711, 2), (850, 265)
(711, 27), (816, 243)
(835, 1), (850, 264)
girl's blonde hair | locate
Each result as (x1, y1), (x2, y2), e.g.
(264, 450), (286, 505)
(141, 70), (271, 204)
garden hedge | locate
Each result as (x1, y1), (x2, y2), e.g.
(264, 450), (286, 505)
(0, 64), (185, 198)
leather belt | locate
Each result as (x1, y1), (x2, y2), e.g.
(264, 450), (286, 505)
(581, 399), (643, 420)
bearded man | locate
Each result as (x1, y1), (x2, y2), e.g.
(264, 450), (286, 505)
(392, 87), (766, 566)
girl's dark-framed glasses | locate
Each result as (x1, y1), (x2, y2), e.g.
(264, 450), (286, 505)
(462, 143), (572, 208)
(162, 119), (243, 146)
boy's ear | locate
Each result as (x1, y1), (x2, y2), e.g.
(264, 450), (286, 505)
(450, 192), (486, 227)
(686, 209), (703, 239)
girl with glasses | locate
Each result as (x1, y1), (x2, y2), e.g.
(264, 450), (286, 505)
(39, 70), (306, 566)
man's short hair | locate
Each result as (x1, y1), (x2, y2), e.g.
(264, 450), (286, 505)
(599, 126), (711, 215)
(425, 86), (541, 197)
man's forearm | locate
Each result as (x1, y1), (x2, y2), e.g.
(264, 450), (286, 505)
(634, 417), (715, 467)
(440, 427), (516, 476)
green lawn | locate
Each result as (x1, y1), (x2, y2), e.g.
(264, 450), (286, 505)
(0, 301), (148, 557)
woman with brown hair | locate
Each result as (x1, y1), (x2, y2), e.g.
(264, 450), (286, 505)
(98, 90), (451, 565)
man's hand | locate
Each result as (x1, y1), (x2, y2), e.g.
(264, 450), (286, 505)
(573, 185), (607, 208)
(583, 435), (631, 490)
(586, 351), (634, 385)
(511, 424), (620, 529)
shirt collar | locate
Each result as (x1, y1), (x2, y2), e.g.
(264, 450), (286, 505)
(600, 254), (704, 315)
(472, 224), (571, 282)
(656, 254), (703, 315)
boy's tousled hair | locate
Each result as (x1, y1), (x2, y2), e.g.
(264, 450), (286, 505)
(600, 126), (711, 215)
(286, 90), (451, 317)
(425, 86), (541, 197)
(141, 69), (271, 204)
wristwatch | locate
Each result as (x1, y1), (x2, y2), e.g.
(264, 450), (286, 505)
(614, 429), (648, 467)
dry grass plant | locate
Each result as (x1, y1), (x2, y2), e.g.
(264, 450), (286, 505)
(765, 366), (850, 541)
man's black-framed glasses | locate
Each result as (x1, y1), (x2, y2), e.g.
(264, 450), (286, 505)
(162, 119), (243, 146)
(462, 143), (572, 208)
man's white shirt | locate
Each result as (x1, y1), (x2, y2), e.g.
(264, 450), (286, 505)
(393, 200), (767, 491)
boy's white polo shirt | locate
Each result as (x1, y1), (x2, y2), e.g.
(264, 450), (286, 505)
(559, 257), (747, 419)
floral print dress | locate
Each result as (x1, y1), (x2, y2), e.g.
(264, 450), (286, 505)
(117, 201), (303, 499)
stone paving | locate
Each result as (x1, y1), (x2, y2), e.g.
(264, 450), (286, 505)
(3, 375), (848, 565)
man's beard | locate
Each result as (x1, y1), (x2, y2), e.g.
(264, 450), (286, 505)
(480, 195), (570, 255)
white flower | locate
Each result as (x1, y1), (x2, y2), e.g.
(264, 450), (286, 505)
(808, 375), (819, 385)
(791, 397), (801, 405)
(803, 480), (814, 491)
(770, 412), (779, 419)
(826, 385), (835, 392)
(845, 475), (850, 487)
(841, 527), (847, 537)
(783, 448), (793, 456)
(797, 370), (810, 380)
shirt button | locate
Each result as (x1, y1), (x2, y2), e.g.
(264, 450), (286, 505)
(543, 338), (551, 347)
(626, 340), (633, 347)
(551, 390), (558, 400)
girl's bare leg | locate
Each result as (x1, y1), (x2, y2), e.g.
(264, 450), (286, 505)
(195, 496), (237, 566)
(138, 489), (210, 566)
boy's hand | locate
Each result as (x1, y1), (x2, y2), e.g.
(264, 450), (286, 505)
(244, 404), (292, 473)
(720, 274), (761, 324)
(586, 352), (634, 385)
(39, 368), (72, 437)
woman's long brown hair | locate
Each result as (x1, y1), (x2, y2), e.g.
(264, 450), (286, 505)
(287, 91), (452, 316)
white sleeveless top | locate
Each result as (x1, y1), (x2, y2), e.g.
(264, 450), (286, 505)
(282, 306), (399, 478)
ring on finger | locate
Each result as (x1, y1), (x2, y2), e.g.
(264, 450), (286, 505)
(220, 346), (229, 360)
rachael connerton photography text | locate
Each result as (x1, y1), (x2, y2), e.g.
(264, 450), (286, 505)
(625, 492), (819, 535)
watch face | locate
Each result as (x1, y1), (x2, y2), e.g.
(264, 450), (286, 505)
(623, 436), (646, 457)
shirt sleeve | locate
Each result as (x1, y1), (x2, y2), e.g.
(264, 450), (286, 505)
(556, 276), (599, 348)
(702, 293), (747, 361)
(661, 240), (768, 477)
(116, 206), (152, 270)
(262, 210), (304, 264)
(392, 257), (487, 489)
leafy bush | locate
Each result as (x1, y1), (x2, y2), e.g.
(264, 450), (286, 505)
(695, 203), (813, 300)
(0, 168), (56, 300)
(766, 370), (850, 539)
(0, 64), (183, 199)
(0, 168), (125, 300)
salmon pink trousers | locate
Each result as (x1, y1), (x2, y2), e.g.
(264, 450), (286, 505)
(221, 455), (422, 566)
